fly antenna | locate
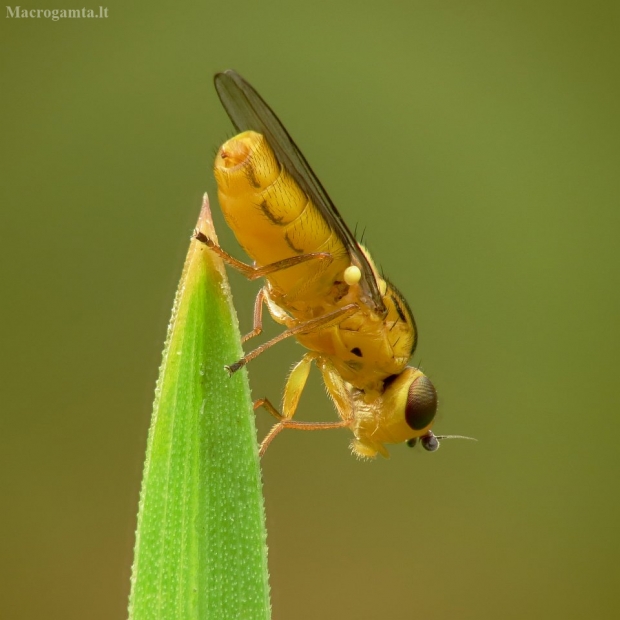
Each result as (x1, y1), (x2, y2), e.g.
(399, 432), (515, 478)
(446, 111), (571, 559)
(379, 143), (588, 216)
(418, 430), (477, 452)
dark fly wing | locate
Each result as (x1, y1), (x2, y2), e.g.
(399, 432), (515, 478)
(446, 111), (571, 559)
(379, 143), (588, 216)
(214, 70), (386, 317)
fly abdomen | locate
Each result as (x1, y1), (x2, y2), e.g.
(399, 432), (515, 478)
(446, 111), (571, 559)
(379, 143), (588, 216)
(215, 130), (350, 302)
(216, 131), (306, 226)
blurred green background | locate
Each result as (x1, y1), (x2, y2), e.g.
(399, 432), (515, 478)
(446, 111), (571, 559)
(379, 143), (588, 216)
(1, 1), (619, 618)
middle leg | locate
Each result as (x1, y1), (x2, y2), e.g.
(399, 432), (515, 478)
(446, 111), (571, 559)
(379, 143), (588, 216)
(227, 303), (359, 374)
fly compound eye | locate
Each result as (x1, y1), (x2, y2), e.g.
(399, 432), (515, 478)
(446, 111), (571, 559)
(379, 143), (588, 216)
(404, 375), (437, 431)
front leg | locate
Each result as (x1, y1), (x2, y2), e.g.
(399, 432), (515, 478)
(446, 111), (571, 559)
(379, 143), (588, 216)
(256, 352), (351, 456)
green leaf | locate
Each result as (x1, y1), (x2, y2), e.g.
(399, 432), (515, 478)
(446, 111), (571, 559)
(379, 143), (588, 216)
(128, 194), (271, 620)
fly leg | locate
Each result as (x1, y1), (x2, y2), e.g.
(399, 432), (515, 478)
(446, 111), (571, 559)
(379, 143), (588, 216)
(194, 230), (334, 344)
(193, 230), (332, 281)
(315, 358), (355, 426)
(316, 358), (388, 458)
(226, 303), (359, 374)
(256, 352), (351, 456)
(242, 287), (293, 344)
(242, 288), (267, 344)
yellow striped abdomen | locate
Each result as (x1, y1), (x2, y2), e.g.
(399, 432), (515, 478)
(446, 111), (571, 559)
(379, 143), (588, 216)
(214, 131), (350, 310)
(214, 131), (416, 394)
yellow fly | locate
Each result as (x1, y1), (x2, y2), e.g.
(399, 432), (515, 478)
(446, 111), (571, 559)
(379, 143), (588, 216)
(196, 70), (467, 458)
